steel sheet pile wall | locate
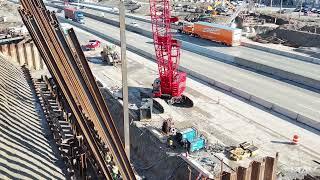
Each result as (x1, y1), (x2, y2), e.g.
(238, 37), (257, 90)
(0, 42), (44, 70)
(18, 0), (135, 179)
(215, 153), (278, 180)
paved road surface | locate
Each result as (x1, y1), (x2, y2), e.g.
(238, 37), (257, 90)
(65, 4), (320, 85)
(51, 11), (320, 122)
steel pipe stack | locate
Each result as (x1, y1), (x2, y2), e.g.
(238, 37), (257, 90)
(18, 0), (135, 179)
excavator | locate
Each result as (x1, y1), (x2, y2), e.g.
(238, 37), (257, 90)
(149, 0), (193, 107)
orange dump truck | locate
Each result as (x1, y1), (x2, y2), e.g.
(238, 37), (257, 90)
(180, 21), (242, 46)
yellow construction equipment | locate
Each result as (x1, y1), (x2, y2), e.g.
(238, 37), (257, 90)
(229, 142), (258, 161)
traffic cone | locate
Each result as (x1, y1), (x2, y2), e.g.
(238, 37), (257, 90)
(292, 134), (299, 145)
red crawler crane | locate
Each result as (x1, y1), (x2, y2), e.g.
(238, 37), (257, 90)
(149, 0), (190, 105)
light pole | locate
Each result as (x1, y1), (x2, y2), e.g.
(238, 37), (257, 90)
(119, 0), (130, 161)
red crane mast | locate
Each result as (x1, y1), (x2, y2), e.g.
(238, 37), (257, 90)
(149, 0), (187, 103)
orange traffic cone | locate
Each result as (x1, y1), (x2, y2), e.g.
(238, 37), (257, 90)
(292, 134), (299, 145)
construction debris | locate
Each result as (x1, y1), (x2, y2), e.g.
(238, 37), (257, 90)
(227, 142), (259, 161)
(206, 143), (225, 153)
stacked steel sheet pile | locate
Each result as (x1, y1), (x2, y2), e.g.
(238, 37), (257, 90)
(18, 0), (135, 179)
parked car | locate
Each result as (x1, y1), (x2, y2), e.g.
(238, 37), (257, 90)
(311, 7), (317, 13)
(237, 0), (244, 6)
(277, 9), (288, 13)
(215, 7), (228, 15)
(182, 5), (189, 12)
(293, 7), (301, 12)
(173, 4), (182, 11)
(186, 6), (197, 12)
(130, 22), (139, 27)
(231, 1), (237, 6)
(255, 3), (266, 8)
(112, 7), (119, 13)
(85, 40), (101, 50)
(195, 7), (204, 13)
(302, 5), (312, 12)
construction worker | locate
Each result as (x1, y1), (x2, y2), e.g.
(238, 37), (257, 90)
(167, 137), (175, 149)
(112, 165), (119, 179)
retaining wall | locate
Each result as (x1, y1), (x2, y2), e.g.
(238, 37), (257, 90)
(216, 153), (278, 180)
(60, 17), (320, 132)
(0, 42), (44, 70)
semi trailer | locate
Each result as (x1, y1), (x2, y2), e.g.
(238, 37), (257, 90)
(179, 21), (242, 46)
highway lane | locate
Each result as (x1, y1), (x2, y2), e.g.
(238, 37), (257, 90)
(62, 3), (320, 85)
(51, 9), (320, 122)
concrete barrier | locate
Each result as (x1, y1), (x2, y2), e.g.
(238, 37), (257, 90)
(250, 95), (273, 109)
(231, 88), (252, 100)
(241, 41), (320, 65)
(297, 115), (320, 131)
(272, 104), (299, 120)
(58, 16), (320, 132)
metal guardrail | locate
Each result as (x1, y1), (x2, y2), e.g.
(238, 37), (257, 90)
(18, 0), (136, 179)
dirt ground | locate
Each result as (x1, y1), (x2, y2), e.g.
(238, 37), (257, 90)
(0, 2), (23, 34)
(252, 10), (320, 47)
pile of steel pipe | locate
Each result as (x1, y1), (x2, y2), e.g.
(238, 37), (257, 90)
(33, 75), (113, 178)
(18, 0), (135, 179)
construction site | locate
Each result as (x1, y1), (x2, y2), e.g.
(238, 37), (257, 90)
(0, 0), (320, 179)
